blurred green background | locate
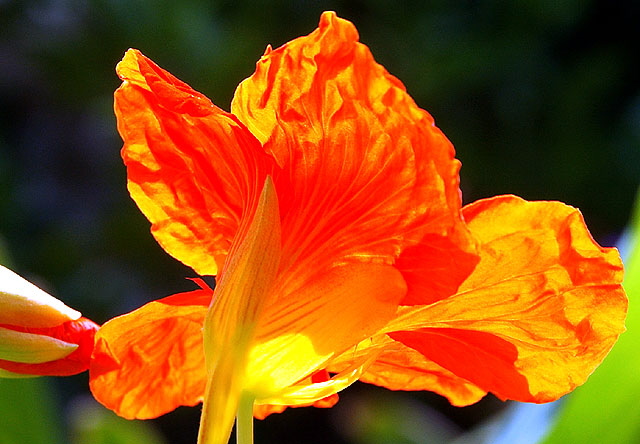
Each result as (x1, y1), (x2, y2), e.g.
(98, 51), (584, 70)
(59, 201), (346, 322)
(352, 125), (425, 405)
(0, 0), (638, 443)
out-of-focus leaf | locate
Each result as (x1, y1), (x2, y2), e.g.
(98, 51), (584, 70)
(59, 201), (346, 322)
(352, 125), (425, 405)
(541, 190), (640, 443)
(334, 390), (461, 444)
(0, 378), (64, 444)
(69, 396), (166, 444)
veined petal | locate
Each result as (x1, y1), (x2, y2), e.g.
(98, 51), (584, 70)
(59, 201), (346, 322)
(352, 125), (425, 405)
(89, 285), (212, 419)
(257, 349), (381, 407)
(396, 234), (479, 305)
(202, 177), (281, 372)
(252, 370), (339, 419)
(387, 196), (627, 403)
(244, 262), (407, 399)
(391, 328), (532, 400)
(198, 177), (281, 444)
(329, 335), (487, 407)
(232, 11), (474, 284)
(115, 49), (275, 276)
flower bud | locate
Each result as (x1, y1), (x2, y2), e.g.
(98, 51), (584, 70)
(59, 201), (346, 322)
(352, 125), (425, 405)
(0, 265), (99, 377)
(0, 265), (80, 327)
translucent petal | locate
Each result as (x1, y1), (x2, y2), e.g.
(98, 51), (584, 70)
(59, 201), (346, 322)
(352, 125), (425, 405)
(232, 12), (474, 285)
(386, 196), (627, 402)
(89, 287), (211, 419)
(329, 335), (487, 407)
(198, 177), (281, 444)
(245, 262), (406, 398)
(115, 49), (275, 276)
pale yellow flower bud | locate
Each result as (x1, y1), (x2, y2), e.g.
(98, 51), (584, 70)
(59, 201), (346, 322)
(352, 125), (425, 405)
(0, 265), (80, 328)
(0, 264), (89, 378)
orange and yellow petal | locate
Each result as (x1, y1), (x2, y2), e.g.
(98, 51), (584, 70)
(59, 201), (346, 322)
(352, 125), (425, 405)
(198, 177), (282, 444)
(232, 11), (474, 282)
(245, 262), (407, 400)
(385, 195), (626, 403)
(328, 335), (486, 407)
(396, 233), (479, 305)
(361, 349), (487, 407)
(89, 285), (212, 419)
(252, 370), (340, 420)
(390, 328), (532, 401)
(115, 49), (275, 276)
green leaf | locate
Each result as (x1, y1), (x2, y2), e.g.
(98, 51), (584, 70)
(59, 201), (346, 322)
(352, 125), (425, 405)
(68, 397), (166, 444)
(0, 378), (64, 444)
(541, 190), (640, 443)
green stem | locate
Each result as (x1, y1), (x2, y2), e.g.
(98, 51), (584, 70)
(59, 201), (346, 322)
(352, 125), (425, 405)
(236, 392), (255, 444)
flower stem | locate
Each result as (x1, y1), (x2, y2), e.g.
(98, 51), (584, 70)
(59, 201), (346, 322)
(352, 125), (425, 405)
(236, 392), (255, 444)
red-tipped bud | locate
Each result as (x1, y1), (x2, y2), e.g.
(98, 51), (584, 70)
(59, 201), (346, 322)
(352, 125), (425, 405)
(0, 265), (99, 377)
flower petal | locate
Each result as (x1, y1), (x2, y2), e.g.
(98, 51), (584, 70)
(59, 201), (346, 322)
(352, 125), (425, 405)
(89, 284), (212, 419)
(396, 233), (479, 305)
(252, 371), (339, 419)
(198, 177), (281, 444)
(391, 328), (532, 400)
(387, 195), (627, 403)
(258, 352), (378, 406)
(232, 12), (474, 282)
(244, 262), (407, 399)
(329, 335), (487, 407)
(115, 49), (275, 276)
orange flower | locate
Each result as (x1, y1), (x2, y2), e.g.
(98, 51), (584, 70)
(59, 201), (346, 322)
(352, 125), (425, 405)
(89, 11), (627, 443)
